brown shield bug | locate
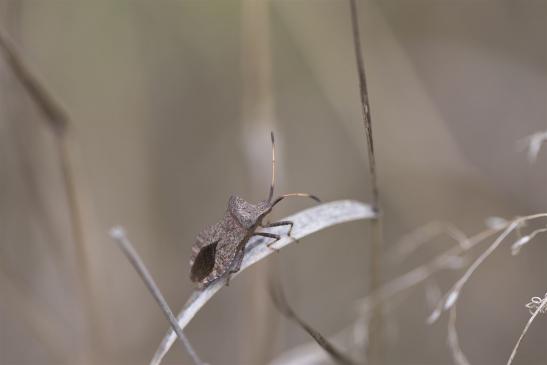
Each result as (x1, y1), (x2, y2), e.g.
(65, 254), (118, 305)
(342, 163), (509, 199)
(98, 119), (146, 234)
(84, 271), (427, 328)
(189, 132), (320, 289)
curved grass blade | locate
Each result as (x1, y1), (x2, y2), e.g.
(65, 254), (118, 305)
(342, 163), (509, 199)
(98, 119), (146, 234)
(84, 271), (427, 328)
(150, 200), (376, 365)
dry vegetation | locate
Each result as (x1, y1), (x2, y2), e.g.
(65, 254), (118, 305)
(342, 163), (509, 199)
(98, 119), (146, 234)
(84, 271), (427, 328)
(0, 1), (545, 365)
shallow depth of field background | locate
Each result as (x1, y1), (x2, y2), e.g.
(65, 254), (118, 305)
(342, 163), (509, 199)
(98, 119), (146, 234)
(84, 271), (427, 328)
(0, 1), (546, 364)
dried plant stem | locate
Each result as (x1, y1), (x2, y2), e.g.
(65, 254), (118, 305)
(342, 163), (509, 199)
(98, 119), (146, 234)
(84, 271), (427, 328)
(366, 218), (383, 363)
(349, 0), (378, 209)
(387, 221), (469, 263)
(517, 130), (547, 163)
(269, 277), (359, 365)
(0, 26), (101, 363)
(240, 0), (278, 363)
(348, 1), (382, 363)
(109, 227), (206, 365)
(269, 224), (503, 365)
(423, 214), (547, 365)
(360, 224), (501, 314)
(429, 213), (547, 323)
(507, 295), (547, 365)
(447, 307), (470, 365)
(0, 27), (67, 134)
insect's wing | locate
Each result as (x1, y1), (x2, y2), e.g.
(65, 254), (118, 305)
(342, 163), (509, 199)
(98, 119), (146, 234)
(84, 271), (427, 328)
(189, 222), (222, 282)
(200, 216), (248, 286)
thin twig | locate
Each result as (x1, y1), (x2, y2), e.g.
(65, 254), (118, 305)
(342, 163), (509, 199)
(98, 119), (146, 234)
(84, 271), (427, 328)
(429, 214), (547, 323)
(387, 221), (469, 263)
(349, 0), (378, 209)
(268, 223), (501, 365)
(507, 295), (547, 365)
(360, 224), (502, 316)
(240, 0), (278, 362)
(447, 307), (471, 365)
(268, 223), (504, 365)
(517, 130), (547, 163)
(269, 277), (359, 365)
(109, 227), (206, 365)
(348, 2), (382, 363)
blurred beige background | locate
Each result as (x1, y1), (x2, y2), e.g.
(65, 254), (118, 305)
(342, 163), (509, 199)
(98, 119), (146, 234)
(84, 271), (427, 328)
(0, 1), (545, 364)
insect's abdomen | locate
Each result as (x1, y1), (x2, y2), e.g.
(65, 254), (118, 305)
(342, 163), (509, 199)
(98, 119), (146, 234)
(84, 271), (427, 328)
(198, 215), (249, 287)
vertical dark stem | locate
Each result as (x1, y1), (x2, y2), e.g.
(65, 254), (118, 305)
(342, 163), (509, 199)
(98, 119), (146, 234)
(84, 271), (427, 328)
(349, 0), (378, 211)
(240, 1), (279, 363)
(348, 1), (383, 364)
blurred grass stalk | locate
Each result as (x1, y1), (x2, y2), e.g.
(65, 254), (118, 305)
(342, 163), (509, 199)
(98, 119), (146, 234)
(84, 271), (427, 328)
(240, 0), (279, 363)
(348, 0), (383, 363)
(0, 24), (101, 364)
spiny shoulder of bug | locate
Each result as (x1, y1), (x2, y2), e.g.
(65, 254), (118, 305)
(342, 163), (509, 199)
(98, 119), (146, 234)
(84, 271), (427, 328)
(227, 194), (274, 229)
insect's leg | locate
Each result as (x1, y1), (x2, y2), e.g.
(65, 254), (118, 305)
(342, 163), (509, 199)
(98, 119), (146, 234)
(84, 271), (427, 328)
(261, 220), (294, 236)
(271, 193), (321, 208)
(224, 251), (245, 287)
(253, 232), (281, 251)
(230, 249), (245, 274)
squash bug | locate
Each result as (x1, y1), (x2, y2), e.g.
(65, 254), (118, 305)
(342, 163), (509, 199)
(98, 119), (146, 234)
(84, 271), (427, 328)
(189, 132), (319, 288)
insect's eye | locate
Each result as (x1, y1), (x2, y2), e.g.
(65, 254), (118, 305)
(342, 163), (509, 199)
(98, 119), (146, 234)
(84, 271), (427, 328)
(190, 242), (217, 282)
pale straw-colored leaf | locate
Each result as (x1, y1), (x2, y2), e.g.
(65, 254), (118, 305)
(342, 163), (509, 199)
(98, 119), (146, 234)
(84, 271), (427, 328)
(150, 200), (376, 365)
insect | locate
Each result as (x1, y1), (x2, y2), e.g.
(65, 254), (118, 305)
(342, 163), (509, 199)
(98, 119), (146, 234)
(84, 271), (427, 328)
(189, 132), (320, 288)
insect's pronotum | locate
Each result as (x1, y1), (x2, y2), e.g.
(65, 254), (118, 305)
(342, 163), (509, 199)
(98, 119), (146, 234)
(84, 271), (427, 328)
(189, 132), (320, 288)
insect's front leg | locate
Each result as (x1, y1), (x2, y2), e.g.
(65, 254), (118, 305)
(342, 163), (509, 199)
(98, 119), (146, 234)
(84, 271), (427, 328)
(261, 220), (299, 244)
(261, 220), (294, 236)
(224, 249), (245, 287)
(253, 232), (281, 251)
(230, 249), (245, 274)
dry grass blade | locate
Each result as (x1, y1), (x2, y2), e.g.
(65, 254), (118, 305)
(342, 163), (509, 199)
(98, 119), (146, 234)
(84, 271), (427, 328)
(348, 0), (377, 208)
(0, 27), (68, 133)
(268, 223), (504, 365)
(517, 130), (547, 163)
(447, 307), (470, 365)
(510, 227), (547, 255)
(0, 25), (101, 362)
(109, 227), (206, 365)
(268, 277), (359, 365)
(429, 214), (547, 323)
(506, 294), (547, 365)
(348, 2), (382, 362)
(150, 200), (376, 365)
(387, 221), (469, 263)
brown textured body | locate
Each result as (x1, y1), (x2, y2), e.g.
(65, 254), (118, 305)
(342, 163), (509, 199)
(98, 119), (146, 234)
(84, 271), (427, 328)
(189, 133), (319, 289)
(190, 195), (272, 288)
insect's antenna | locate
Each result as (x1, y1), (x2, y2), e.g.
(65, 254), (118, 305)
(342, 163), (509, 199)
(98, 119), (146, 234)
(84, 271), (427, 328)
(268, 131), (276, 202)
(271, 193), (321, 207)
